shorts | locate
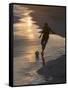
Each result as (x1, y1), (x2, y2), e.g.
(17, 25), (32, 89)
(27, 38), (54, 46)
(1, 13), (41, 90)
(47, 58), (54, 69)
(41, 38), (48, 46)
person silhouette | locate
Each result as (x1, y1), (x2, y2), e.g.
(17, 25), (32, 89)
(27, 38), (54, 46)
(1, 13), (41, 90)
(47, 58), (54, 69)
(39, 22), (56, 65)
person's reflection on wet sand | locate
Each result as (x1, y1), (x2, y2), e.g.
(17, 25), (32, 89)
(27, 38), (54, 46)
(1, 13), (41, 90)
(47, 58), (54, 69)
(35, 51), (46, 66)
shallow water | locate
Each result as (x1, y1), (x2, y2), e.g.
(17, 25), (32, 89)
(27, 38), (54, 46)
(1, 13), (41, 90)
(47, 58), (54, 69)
(13, 34), (65, 86)
(13, 5), (65, 86)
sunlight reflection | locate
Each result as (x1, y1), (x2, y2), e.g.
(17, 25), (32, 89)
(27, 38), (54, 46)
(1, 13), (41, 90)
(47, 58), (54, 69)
(27, 17), (32, 26)
(24, 46), (37, 62)
(14, 10), (39, 40)
(28, 29), (32, 32)
(28, 34), (35, 39)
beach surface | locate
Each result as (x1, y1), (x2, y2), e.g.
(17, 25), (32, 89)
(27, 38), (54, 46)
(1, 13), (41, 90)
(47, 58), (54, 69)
(13, 34), (65, 86)
(13, 5), (66, 86)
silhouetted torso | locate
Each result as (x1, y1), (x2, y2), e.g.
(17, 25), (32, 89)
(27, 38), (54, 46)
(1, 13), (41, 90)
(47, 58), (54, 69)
(42, 25), (50, 40)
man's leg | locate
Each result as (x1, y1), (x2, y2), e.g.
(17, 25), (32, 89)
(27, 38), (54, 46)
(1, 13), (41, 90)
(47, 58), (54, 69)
(41, 44), (45, 56)
(41, 39), (48, 65)
(41, 44), (46, 65)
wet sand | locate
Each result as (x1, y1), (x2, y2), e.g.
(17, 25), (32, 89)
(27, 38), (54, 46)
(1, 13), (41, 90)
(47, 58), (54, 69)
(37, 55), (66, 84)
(13, 35), (65, 86)
(13, 5), (66, 86)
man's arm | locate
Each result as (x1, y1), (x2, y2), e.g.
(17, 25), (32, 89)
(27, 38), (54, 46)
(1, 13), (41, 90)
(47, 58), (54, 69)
(49, 27), (56, 34)
(38, 31), (43, 38)
(39, 33), (42, 38)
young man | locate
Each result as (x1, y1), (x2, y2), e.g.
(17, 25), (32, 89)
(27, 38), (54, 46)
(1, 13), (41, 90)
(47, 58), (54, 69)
(39, 22), (56, 65)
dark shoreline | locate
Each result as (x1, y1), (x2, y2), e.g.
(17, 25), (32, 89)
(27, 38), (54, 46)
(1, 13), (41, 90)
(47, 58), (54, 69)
(37, 55), (66, 84)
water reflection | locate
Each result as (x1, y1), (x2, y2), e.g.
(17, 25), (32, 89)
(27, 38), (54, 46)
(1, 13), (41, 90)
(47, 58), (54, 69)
(13, 6), (65, 86)
(14, 7), (40, 40)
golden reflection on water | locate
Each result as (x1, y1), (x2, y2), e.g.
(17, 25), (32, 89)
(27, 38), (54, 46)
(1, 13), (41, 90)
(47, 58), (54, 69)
(23, 34), (65, 62)
(28, 34), (35, 39)
(14, 6), (65, 86)
(14, 7), (65, 62)
(14, 9), (39, 40)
